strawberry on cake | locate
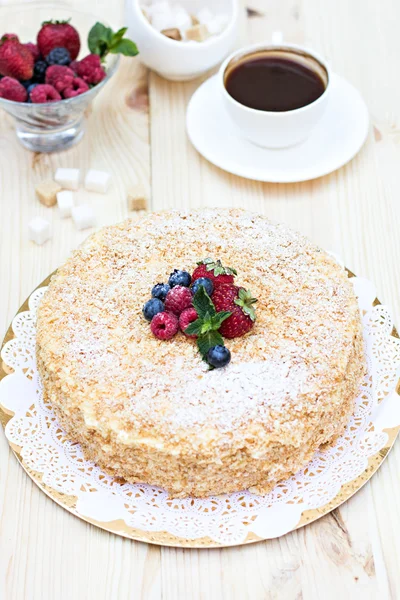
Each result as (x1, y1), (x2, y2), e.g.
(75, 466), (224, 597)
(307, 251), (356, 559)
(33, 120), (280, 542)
(36, 208), (366, 498)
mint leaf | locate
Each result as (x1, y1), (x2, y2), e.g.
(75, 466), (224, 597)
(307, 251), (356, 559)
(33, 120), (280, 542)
(189, 288), (232, 357)
(112, 27), (128, 42)
(88, 22), (113, 56)
(197, 331), (224, 359)
(192, 287), (216, 319)
(109, 39), (139, 56)
(184, 319), (203, 336)
(210, 311), (231, 330)
(185, 310), (231, 337)
(200, 312), (214, 333)
(88, 22), (139, 59)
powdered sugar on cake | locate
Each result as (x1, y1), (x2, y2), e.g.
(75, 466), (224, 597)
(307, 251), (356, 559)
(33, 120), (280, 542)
(38, 209), (357, 435)
(35, 208), (365, 496)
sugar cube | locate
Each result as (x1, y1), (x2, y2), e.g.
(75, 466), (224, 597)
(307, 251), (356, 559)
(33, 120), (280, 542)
(84, 169), (111, 194)
(151, 11), (175, 31)
(29, 217), (51, 245)
(174, 6), (191, 32)
(57, 190), (74, 218)
(72, 204), (95, 230)
(35, 180), (62, 207)
(185, 24), (209, 42)
(127, 185), (148, 211)
(147, 0), (170, 15)
(161, 27), (182, 40)
(196, 7), (214, 24)
(54, 168), (80, 190)
(206, 14), (228, 35)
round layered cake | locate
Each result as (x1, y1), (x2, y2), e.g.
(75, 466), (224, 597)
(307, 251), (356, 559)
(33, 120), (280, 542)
(36, 209), (365, 497)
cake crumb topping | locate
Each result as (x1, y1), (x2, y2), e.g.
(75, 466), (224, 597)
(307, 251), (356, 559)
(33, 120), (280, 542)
(36, 208), (363, 448)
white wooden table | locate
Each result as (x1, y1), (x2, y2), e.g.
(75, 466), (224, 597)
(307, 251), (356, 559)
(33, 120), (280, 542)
(1, 0), (400, 598)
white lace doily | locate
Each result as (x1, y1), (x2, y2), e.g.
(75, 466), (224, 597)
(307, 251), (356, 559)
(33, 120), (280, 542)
(1, 274), (400, 545)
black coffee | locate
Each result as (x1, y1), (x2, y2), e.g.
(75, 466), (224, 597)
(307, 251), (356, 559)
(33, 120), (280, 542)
(225, 54), (326, 112)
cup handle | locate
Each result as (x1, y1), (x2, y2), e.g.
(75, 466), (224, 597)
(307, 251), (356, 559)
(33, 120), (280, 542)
(271, 31), (283, 45)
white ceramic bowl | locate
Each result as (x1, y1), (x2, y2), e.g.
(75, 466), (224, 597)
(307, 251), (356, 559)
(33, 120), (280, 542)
(125, 0), (240, 81)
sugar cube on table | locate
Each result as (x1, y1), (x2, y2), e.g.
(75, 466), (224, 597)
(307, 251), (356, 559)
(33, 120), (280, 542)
(127, 185), (148, 211)
(185, 24), (209, 42)
(54, 168), (80, 190)
(84, 169), (111, 194)
(35, 180), (62, 207)
(71, 204), (95, 230)
(57, 190), (74, 218)
(29, 217), (51, 245)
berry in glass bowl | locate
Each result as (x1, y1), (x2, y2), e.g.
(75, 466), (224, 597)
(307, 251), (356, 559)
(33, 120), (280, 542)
(46, 47), (72, 66)
(0, 4), (138, 152)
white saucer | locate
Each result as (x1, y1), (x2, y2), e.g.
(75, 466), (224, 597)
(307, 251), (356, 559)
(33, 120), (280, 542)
(186, 73), (369, 183)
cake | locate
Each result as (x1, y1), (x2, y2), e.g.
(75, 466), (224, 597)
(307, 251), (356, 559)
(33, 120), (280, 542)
(36, 208), (366, 498)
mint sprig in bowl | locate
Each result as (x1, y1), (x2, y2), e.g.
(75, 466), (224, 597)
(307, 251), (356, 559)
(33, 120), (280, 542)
(88, 22), (138, 59)
(0, 3), (138, 152)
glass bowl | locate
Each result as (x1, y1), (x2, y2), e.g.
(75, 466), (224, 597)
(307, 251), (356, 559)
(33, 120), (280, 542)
(0, 2), (120, 152)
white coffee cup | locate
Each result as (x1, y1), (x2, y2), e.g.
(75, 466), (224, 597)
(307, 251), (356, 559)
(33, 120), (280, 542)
(219, 36), (331, 148)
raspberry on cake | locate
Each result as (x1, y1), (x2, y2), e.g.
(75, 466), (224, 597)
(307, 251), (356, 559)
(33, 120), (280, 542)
(179, 307), (198, 337)
(151, 311), (179, 340)
(36, 208), (366, 498)
(164, 285), (192, 315)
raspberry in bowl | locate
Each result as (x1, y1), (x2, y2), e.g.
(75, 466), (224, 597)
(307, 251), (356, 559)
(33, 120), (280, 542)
(0, 3), (138, 152)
